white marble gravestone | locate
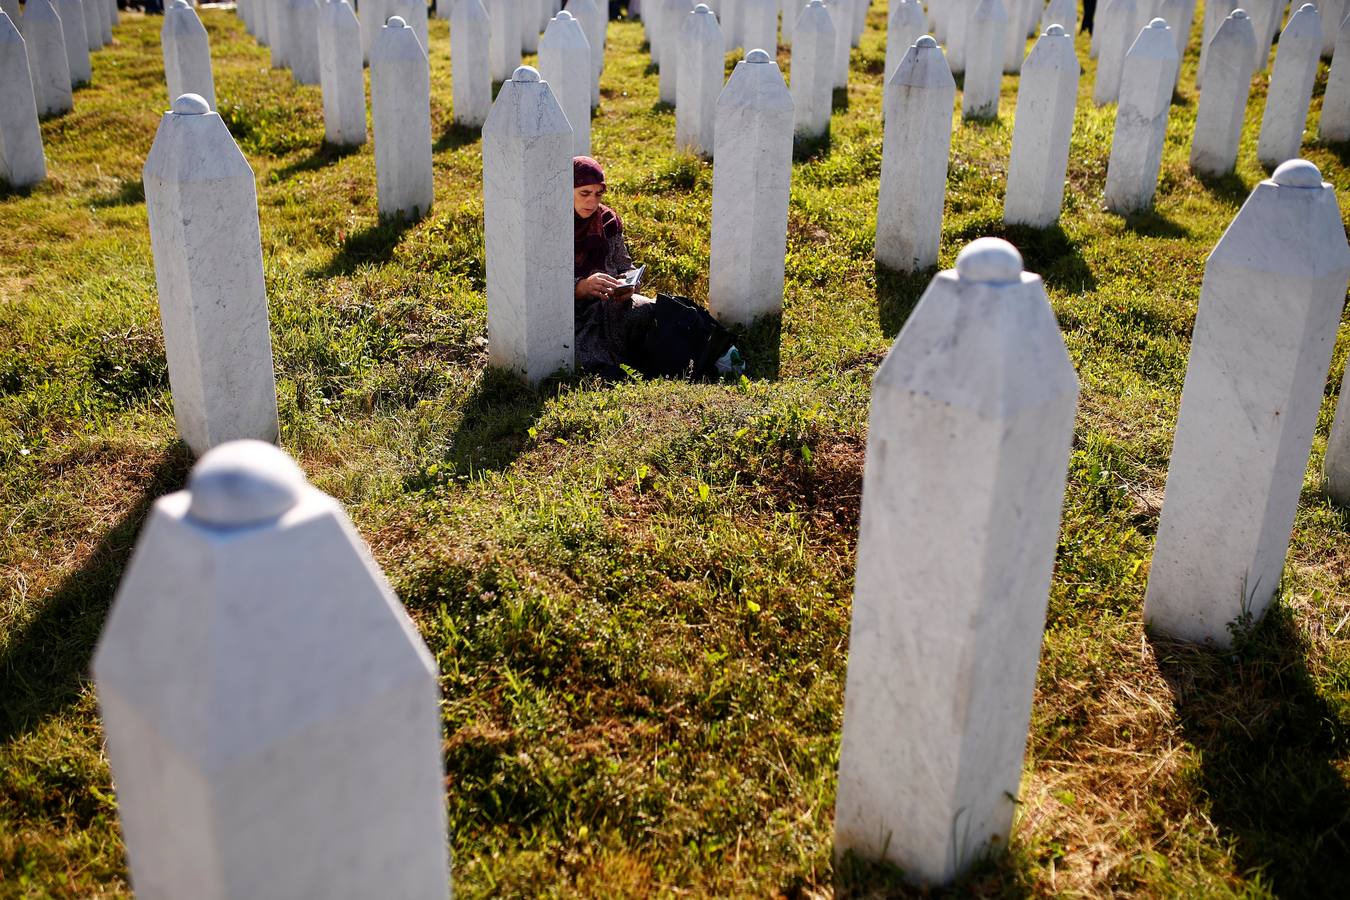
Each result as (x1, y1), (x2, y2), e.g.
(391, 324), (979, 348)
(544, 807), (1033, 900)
(451, 0), (492, 127)
(488, 0), (522, 81)
(742, 0), (778, 54)
(163, 0), (216, 109)
(539, 10), (591, 154)
(0, 12), (45, 187)
(268, 0), (292, 67)
(358, 0), (386, 62)
(1189, 9), (1257, 176)
(1002, 0), (1028, 71)
(371, 16), (434, 219)
(1145, 159), (1350, 645)
(1327, 368), (1350, 505)
(53, 0), (90, 85)
(521, 0), (540, 51)
(1156, 0), (1193, 80)
(1257, 3), (1320, 168)
(791, 0), (834, 138)
(834, 237), (1079, 888)
(676, 4), (724, 155)
(93, 440), (451, 900)
(317, 0), (366, 145)
(849, 0), (865, 44)
(708, 49), (795, 326)
(1105, 19), (1176, 214)
(1040, 0), (1075, 33)
(876, 36), (954, 271)
(1004, 24), (1078, 227)
(1093, 0), (1141, 104)
(99, 0), (112, 42)
(387, 0), (430, 66)
(827, 0), (851, 86)
(723, 0), (744, 46)
(1195, 0), (1237, 88)
(284, 0), (320, 85)
(1321, 0), (1345, 56)
(567, 0), (604, 106)
(1322, 11), (1350, 142)
(482, 65), (574, 384)
(885, 0), (925, 83)
(83, 0), (104, 51)
(1246, 0), (1283, 69)
(963, 0), (1007, 118)
(948, 0), (969, 72)
(143, 94), (279, 454)
(659, 0), (692, 104)
(22, 0), (73, 116)
(780, 0), (797, 45)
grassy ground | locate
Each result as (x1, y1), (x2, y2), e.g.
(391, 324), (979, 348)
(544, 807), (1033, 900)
(1, 4), (1348, 897)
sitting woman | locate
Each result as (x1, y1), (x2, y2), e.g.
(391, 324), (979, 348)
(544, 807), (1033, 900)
(572, 156), (656, 379)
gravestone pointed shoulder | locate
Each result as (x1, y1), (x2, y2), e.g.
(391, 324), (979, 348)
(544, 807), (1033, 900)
(790, 0), (834, 139)
(82, 0), (103, 52)
(0, 12), (46, 187)
(286, 0), (322, 84)
(1144, 160), (1350, 645)
(566, 0), (604, 106)
(827, 0), (852, 86)
(1257, 3), (1321, 167)
(658, 0), (692, 105)
(163, 0), (217, 110)
(387, 0), (431, 65)
(482, 65), (575, 384)
(876, 36), (955, 271)
(53, 0), (90, 85)
(317, 0), (366, 145)
(93, 440), (452, 899)
(834, 237), (1079, 887)
(1039, 0), (1076, 34)
(21, 0), (73, 116)
(143, 94), (279, 454)
(1105, 18), (1177, 214)
(963, 0), (1008, 118)
(1195, 0), (1237, 88)
(741, 0), (778, 55)
(1327, 365), (1350, 505)
(451, 0), (492, 127)
(488, 0), (522, 82)
(370, 16), (434, 219)
(539, 10), (591, 154)
(1093, 0), (1145, 105)
(885, 0), (926, 84)
(676, 4), (724, 156)
(1189, 9), (1257, 175)
(1004, 24), (1079, 227)
(708, 49), (795, 326)
(1319, 11), (1350, 141)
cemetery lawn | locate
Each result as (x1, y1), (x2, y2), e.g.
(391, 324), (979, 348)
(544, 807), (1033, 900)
(2, 6), (1349, 897)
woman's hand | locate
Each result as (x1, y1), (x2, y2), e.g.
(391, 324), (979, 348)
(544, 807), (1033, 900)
(577, 272), (626, 300)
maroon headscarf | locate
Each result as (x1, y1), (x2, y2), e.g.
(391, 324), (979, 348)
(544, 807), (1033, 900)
(574, 156), (622, 279)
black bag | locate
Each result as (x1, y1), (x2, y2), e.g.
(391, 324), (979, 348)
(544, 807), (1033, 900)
(636, 294), (737, 381)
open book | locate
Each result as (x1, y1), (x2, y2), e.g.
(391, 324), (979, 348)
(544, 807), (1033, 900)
(620, 264), (645, 289)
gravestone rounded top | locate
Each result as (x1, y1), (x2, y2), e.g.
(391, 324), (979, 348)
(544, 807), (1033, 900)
(1229, 8), (1249, 18)
(556, 9), (574, 18)
(386, 14), (407, 27)
(694, 2), (711, 11)
(512, 65), (542, 82)
(915, 34), (938, 48)
(1271, 158), (1324, 187)
(186, 440), (307, 527)
(1298, 2), (1315, 10)
(170, 0), (189, 8)
(808, 0), (824, 5)
(745, 48), (772, 63)
(171, 94), (211, 116)
(1045, 23), (1066, 35)
(1147, 16), (1167, 28)
(956, 237), (1024, 283)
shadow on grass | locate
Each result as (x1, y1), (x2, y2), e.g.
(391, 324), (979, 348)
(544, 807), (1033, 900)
(90, 177), (145, 208)
(272, 140), (361, 182)
(793, 131), (832, 162)
(875, 262), (933, 339)
(834, 844), (1035, 898)
(831, 86), (850, 112)
(314, 212), (420, 277)
(1313, 137), (1350, 169)
(0, 446), (193, 745)
(0, 180), (39, 202)
(1193, 169), (1249, 203)
(410, 368), (555, 482)
(736, 314), (781, 380)
(1117, 207), (1191, 238)
(434, 121), (483, 153)
(1151, 608), (1350, 899)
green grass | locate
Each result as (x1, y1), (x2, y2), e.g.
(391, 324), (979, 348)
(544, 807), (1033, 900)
(1, 5), (1348, 897)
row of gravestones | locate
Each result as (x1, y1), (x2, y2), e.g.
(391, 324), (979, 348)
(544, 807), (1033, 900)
(0, 0), (119, 187)
(96, 158), (1350, 892)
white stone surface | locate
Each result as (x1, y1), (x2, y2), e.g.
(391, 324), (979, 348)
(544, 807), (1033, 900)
(539, 10), (590, 154)
(963, 0), (1007, 117)
(849, 0), (865, 44)
(827, 0), (851, 86)
(708, 49), (795, 325)
(1094, 0), (1141, 104)
(1145, 159), (1350, 646)
(386, 0), (429, 66)
(1040, 0), (1076, 31)
(317, 0), (366, 145)
(1195, 0), (1237, 88)
(1322, 10), (1350, 141)
(742, 0), (778, 54)
(1105, 18), (1176, 213)
(876, 35), (953, 271)
(451, 0), (492, 126)
(723, 0), (744, 46)
(22, 0), (72, 116)
(1257, 3), (1320, 167)
(566, 0), (604, 106)
(659, 0), (692, 104)
(791, 0), (834, 138)
(54, 0), (90, 84)
(780, 0), (797, 44)
(1157, 0), (1194, 78)
(948, 0), (969, 72)
(483, 65), (574, 384)
(834, 237), (1079, 888)
(100, 0), (112, 41)
(1002, 0), (1027, 70)
(676, 4), (723, 155)
(885, 0), (925, 82)
(93, 440), (451, 900)
(0, 12), (45, 187)
(163, 0), (216, 110)
(1327, 361), (1350, 505)
(1246, 0), (1284, 69)
(1004, 24), (1078, 226)
(1321, 0), (1345, 56)
(268, 0), (291, 67)
(371, 17), (434, 218)
(488, 0), (521, 81)
(358, 0), (387, 62)
(521, 0), (539, 51)
(1189, 9), (1256, 175)
(256, 0), (273, 46)
(83, 0), (103, 52)
(143, 94), (279, 455)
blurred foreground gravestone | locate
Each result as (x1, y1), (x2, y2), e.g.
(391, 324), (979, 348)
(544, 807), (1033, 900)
(94, 440), (451, 900)
(835, 237), (1079, 886)
(1145, 160), (1350, 645)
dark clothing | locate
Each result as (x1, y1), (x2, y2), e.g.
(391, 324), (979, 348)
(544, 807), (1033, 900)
(573, 212), (656, 377)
